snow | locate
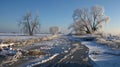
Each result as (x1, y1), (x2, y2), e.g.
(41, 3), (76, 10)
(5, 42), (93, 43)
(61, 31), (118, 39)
(103, 34), (120, 42)
(0, 33), (52, 49)
(15, 35), (120, 67)
(0, 33), (53, 66)
(82, 41), (120, 67)
(0, 43), (14, 47)
(26, 53), (59, 67)
(0, 33), (51, 41)
(17, 36), (71, 67)
(1, 33), (120, 67)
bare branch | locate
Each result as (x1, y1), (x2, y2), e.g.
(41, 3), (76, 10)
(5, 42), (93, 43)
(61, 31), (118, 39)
(18, 11), (40, 36)
(70, 5), (110, 34)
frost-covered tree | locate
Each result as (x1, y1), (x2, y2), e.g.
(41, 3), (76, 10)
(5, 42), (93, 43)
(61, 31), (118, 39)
(69, 6), (110, 34)
(50, 26), (59, 35)
(19, 12), (40, 36)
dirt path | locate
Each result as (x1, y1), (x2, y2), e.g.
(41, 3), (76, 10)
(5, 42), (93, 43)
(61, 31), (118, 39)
(34, 42), (92, 67)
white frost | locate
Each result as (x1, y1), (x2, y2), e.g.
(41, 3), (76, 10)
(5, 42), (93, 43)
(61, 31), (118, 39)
(26, 53), (59, 67)
(82, 41), (120, 67)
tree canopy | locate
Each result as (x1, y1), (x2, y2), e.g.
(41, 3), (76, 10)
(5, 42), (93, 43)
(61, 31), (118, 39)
(69, 6), (110, 34)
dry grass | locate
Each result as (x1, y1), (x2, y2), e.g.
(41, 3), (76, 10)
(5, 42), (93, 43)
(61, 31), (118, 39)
(25, 50), (46, 56)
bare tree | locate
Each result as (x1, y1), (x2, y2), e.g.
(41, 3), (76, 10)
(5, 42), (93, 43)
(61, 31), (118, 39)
(69, 6), (110, 34)
(49, 26), (59, 35)
(19, 12), (40, 36)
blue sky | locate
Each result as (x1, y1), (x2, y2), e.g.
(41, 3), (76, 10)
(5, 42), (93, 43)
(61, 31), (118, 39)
(0, 0), (120, 34)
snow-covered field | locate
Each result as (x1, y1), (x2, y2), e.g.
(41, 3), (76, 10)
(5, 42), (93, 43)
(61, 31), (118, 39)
(69, 34), (120, 67)
(0, 34), (72, 67)
(0, 33), (58, 67)
(1, 33), (120, 67)
(23, 36), (71, 67)
(0, 33), (51, 41)
(82, 41), (120, 67)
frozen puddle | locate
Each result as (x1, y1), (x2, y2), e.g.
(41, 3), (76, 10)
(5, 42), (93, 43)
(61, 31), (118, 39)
(82, 41), (120, 67)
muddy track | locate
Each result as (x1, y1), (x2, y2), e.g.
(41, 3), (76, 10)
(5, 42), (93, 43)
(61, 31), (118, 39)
(34, 43), (92, 67)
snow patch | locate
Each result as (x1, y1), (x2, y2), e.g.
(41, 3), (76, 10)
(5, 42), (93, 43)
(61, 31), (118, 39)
(26, 53), (59, 67)
(82, 41), (120, 67)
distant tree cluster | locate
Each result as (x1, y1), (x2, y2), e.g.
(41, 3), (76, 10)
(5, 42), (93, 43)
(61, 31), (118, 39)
(69, 6), (110, 34)
(49, 26), (60, 35)
(19, 12), (40, 36)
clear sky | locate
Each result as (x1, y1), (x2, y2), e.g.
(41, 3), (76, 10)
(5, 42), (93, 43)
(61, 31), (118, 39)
(0, 0), (120, 34)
